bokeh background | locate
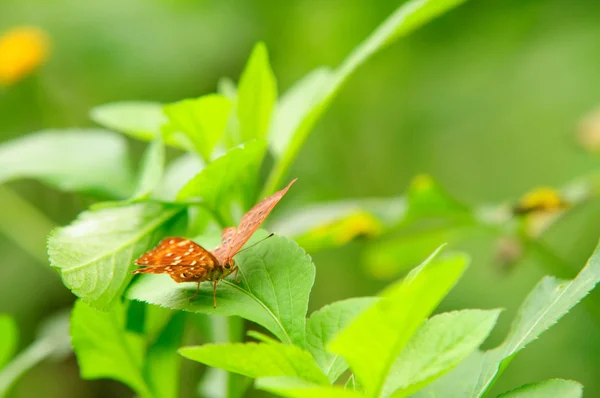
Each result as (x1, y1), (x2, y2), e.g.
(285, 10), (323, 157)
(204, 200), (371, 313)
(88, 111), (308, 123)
(2, 0), (600, 396)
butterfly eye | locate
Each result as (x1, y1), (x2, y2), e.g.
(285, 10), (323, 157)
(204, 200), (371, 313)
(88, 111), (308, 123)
(225, 263), (231, 269)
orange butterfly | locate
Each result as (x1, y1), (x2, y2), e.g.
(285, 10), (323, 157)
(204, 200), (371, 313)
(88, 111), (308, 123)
(133, 179), (296, 307)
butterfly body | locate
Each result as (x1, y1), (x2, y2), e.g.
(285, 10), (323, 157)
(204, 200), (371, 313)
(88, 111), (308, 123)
(133, 179), (296, 307)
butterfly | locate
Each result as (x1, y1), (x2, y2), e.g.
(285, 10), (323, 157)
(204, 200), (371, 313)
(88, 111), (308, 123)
(133, 178), (297, 307)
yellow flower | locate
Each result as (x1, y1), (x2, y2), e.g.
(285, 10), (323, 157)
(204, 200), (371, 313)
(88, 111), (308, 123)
(515, 186), (566, 214)
(0, 26), (49, 86)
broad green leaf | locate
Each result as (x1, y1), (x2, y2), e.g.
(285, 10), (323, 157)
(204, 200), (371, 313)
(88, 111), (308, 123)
(155, 153), (205, 202)
(264, 0), (468, 195)
(0, 315), (17, 368)
(237, 42), (277, 142)
(48, 203), (184, 310)
(255, 376), (366, 398)
(271, 197), (405, 252)
(131, 136), (165, 201)
(180, 343), (327, 385)
(497, 379), (583, 398)
(328, 248), (468, 397)
(306, 298), (378, 383)
(176, 139), (267, 224)
(0, 311), (71, 396)
(0, 129), (133, 198)
(163, 95), (233, 162)
(383, 309), (501, 398)
(146, 312), (185, 398)
(127, 232), (314, 347)
(91, 101), (166, 142)
(416, 241), (600, 398)
(70, 300), (152, 398)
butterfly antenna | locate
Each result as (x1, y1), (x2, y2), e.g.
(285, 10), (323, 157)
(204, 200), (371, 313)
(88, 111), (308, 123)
(238, 233), (275, 254)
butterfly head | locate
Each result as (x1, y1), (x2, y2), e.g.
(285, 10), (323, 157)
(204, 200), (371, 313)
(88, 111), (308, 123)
(223, 258), (235, 269)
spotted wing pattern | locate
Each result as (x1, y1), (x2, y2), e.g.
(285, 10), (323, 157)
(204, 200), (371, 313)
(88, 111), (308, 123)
(227, 178), (297, 257)
(134, 237), (217, 282)
(212, 227), (236, 264)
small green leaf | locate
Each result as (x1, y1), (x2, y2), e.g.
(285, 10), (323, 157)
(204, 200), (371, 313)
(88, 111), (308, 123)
(131, 136), (165, 201)
(146, 312), (186, 398)
(70, 300), (152, 398)
(180, 342), (327, 385)
(328, 248), (468, 398)
(469, 241), (600, 397)
(256, 376), (366, 398)
(497, 379), (583, 398)
(264, 0), (468, 195)
(383, 309), (501, 398)
(415, 241), (600, 398)
(237, 42), (277, 143)
(127, 232), (314, 347)
(91, 101), (166, 141)
(176, 139), (267, 223)
(0, 315), (17, 368)
(404, 175), (470, 221)
(163, 95), (233, 162)
(0, 129), (133, 198)
(306, 298), (378, 383)
(48, 203), (184, 310)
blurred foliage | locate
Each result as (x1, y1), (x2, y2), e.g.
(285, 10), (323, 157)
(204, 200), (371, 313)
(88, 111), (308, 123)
(1, 0), (600, 397)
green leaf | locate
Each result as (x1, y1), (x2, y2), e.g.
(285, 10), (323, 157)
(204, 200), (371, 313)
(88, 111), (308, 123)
(163, 95), (233, 162)
(180, 342), (327, 385)
(497, 379), (583, 398)
(255, 376), (366, 398)
(416, 241), (600, 398)
(0, 315), (17, 368)
(155, 153), (205, 202)
(469, 241), (600, 397)
(306, 298), (378, 383)
(70, 300), (152, 398)
(264, 0), (468, 195)
(127, 232), (314, 347)
(91, 101), (166, 141)
(0, 129), (133, 198)
(404, 175), (470, 221)
(328, 248), (468, 397)
(383, 309), (501, 398)
(237, 42), (277, 143)
(131, 136), (165, 201)
(48, 203), (184, 310)
(176, 139), (267, 223)
(146, 312), (186, 398)
(0, 311), (71, 396)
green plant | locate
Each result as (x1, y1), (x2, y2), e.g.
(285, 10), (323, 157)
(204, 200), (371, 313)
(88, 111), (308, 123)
(0, 0), (598, 397)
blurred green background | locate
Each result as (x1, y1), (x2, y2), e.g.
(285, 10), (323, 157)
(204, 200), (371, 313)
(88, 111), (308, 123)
(1, 0), (600, 396)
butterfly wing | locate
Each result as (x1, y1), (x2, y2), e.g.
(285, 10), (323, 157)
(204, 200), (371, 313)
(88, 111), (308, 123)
(211, 227), (236, 264)
(228, 178), (296, 256)
(134, 237), (218, 282)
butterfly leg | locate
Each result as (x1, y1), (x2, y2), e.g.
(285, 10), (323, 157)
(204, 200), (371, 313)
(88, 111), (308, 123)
(213, 280), (218, 308)
(233, 266), (241, 283)
(189, 280), (201, 302)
